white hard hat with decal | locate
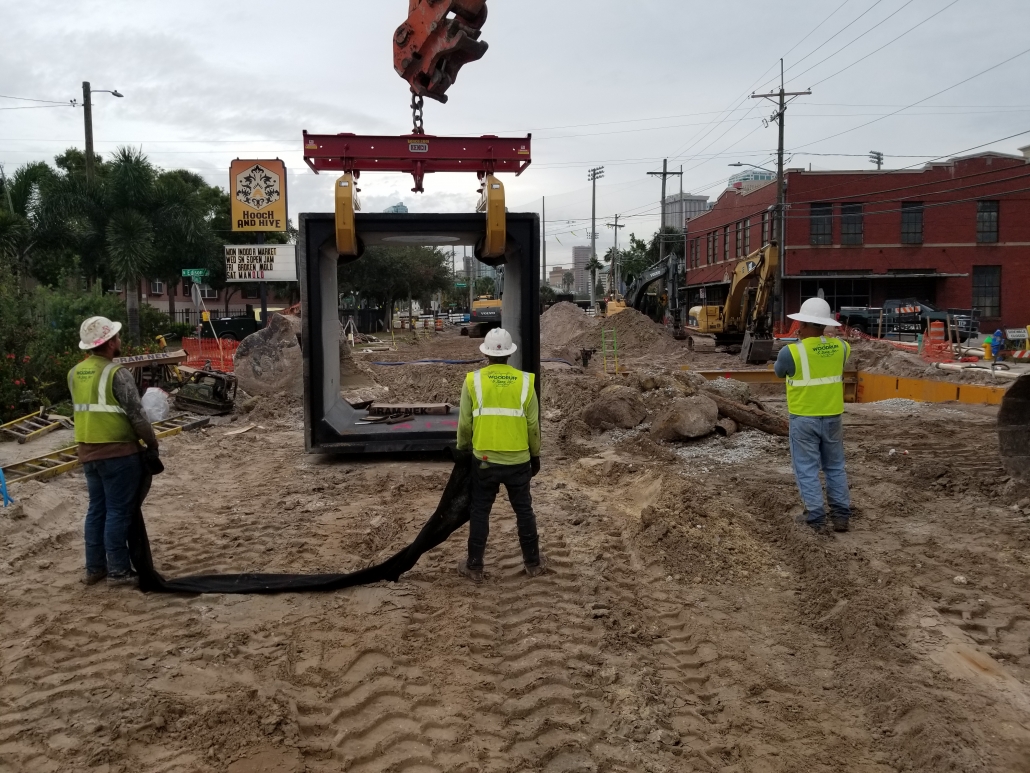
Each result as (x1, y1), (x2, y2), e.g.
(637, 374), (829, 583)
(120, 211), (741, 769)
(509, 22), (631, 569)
(79, 316), (123, 350)
(480, 327), (517, 357)
(787, 297), (840, 327)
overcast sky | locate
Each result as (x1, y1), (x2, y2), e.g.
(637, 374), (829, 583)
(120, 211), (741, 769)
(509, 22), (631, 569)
(3, 0), (1030, 270)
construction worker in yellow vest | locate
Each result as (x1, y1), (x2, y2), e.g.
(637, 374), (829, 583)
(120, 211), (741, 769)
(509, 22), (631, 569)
(773, 298), (853, 534)
(68, 316), (159, 587)
(456, 327), (543, 582)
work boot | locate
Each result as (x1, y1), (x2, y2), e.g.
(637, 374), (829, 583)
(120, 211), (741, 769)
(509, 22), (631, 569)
(525, 554), (548, 578)
(106, 571), (139, 588)
(81, 569), (107, 586)
(458, 559), (484, 583)
(794, 512), (829, 534)
(830, 515), (850, 533)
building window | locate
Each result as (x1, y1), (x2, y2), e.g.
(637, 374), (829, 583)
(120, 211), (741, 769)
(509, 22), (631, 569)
(199, 284), (218, 300)
(810, 203), (832, 245)
(976, 200), (999, 243)
(800, 279), (871, 312)
(149, 280), (164, 296)
(761, 211), (769, 245)
(840, 203), (863, 246)
(971, 266), (1001, 317)
(242, 286), (260, 300)
(722, 226), (730, 262)
(743, 218), (751, 255)
(734, 222), (742, 258)
(182, 278), (193, 297)
(901, 201), (923, 244)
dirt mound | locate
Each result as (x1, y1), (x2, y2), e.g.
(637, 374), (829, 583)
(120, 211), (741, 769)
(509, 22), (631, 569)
(564, 307), (681, 358)
(541, 372), (605, 417)
(581, 385), (647, 429)
(362, 363), (468, 405)
(540, 302), (599, 349)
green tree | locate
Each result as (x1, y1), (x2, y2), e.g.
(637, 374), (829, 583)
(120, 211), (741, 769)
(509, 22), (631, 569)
(618, 233), (651, 285)
(561, 270), (574, 292)
(585, 255), (603, 308)
(539, 283), (556, 305)
(339, 245), (451, 329)
(474, 276), (495, 297)
(646, 226), (685, 263)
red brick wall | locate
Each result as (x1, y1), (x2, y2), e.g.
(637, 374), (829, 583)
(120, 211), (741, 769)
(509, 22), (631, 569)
(684, 154), (1030, 328)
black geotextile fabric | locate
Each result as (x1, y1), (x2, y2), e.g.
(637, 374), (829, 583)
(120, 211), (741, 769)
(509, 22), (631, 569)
(127, 451), (474, 594)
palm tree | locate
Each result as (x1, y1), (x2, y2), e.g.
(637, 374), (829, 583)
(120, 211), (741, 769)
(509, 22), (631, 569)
(561, 270), (574, 293)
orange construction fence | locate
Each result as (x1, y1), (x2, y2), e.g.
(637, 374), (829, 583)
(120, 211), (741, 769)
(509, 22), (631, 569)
(181, 337), (239, 373)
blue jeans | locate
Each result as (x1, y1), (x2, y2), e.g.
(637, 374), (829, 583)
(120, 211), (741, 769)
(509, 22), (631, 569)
(83, 454), (143, 576)
(789, 414), (851, 524)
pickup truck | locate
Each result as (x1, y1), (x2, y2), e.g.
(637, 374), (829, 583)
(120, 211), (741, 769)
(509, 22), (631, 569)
(837, 298), (980, 341)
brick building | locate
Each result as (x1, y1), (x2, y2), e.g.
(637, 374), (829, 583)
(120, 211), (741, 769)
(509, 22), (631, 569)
(120, 278), (294, 323)
(683, 149), (1030, 330)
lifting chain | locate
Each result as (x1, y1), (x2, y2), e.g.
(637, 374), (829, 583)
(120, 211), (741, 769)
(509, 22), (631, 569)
(411, 93), (425, 135)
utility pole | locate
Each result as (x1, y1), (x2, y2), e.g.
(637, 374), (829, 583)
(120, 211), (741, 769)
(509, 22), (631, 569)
(81, 81), (123, 182)
(605, 215), (624, 292)
(647, 159), (682, 260)
(869, 151), (884, 170)
(588, 167), (604, 311)
(82, 82), (94, 181)
(751, 59), (810, 328)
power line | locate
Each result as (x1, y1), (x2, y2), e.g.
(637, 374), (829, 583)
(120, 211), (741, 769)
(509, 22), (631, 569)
(0, 94), (75, 105)
(792, 45), (1030, 151)
(786, 0), (918, 87)
(808, 0), (963, 88)
(0, 104), (77, 112)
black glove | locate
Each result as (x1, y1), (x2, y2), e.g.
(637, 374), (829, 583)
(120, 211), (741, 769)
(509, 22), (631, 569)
(531, 456), (541, 477)
(142, 447), (164, 476)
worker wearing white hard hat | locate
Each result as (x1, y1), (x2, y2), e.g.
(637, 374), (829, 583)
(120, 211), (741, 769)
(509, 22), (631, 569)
(68, 316), (159, 588)
(456, 327), (544, 581)
(774, 297), (853, 534)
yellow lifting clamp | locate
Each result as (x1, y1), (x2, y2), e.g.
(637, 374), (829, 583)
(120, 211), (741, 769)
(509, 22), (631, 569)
(476, 173), (506, 259)
(335, 172), (362, 256)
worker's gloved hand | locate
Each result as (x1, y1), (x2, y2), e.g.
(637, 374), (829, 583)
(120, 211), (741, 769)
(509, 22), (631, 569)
(142, 447), (164, 476)
(531, 456), (541, 477)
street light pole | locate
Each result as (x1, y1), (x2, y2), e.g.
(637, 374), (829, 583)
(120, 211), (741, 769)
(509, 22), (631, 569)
(81, 82), (124, 181)
(588, 166), (604, 311)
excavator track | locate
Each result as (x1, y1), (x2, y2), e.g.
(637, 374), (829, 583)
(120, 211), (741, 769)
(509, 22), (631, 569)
(686, 333), (718, 353)
(998, 372), (1030, 482)
(1, 415), (209, 485)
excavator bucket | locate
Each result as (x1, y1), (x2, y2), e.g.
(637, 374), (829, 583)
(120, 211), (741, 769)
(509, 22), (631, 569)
(999, 373), (1030, 482)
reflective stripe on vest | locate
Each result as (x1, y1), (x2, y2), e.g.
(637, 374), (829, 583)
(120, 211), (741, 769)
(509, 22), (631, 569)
(71, 357), (136, 444)
(467, 366), (534, 453)
(785, 337), (848, 417)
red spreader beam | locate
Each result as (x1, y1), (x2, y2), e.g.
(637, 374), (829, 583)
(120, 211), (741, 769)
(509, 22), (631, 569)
(302, 131), (531, 193)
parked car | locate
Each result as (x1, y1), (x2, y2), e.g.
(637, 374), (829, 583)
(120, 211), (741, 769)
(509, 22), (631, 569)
(199, 307), (264, 341)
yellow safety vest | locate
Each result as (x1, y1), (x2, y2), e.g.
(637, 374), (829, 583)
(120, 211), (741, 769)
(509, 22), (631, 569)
(69, 356), (137, 444)
(785, 337), (850, 417)
(466, 365), (535, 453)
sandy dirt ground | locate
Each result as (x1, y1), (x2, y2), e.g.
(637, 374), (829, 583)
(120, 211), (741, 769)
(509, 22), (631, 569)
(2, 313), (1030, 773)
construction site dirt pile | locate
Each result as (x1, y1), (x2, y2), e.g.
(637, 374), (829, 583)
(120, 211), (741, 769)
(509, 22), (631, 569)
(846, 337), (1007, 385)
(561, 306), (684, 361)
(540, 301), (599, 349)
(233, 313), (303, 398)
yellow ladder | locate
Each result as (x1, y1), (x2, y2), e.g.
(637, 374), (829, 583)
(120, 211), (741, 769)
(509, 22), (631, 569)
(1, 415), (210, 485)
(601, 328), (619, 374)
(0, 409), (70, 444)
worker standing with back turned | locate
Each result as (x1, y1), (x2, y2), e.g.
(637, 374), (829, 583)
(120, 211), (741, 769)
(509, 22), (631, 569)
(69, 316), (160, 587)
(774, 298), (853, 534)
(456, 327), (544, 582)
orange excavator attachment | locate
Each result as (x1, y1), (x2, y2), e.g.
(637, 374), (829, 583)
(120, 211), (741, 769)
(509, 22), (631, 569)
(393, 0), (489, 103)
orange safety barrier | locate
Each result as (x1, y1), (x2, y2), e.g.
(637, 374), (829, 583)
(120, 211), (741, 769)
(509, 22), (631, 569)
(181, 337), (239, 373)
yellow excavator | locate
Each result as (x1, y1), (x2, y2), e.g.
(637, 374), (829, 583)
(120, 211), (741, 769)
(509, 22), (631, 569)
(686, 242), (779, 364)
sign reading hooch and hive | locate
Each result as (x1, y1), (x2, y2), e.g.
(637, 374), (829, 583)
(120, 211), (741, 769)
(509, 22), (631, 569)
(224, 244), (297, 282)
(230, 159), (288, 232)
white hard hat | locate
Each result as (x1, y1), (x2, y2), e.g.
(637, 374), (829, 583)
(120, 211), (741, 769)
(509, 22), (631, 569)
(787, 297), (840, 327)
(480, 327), (517, 357)
(79, 316), (123, 350)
